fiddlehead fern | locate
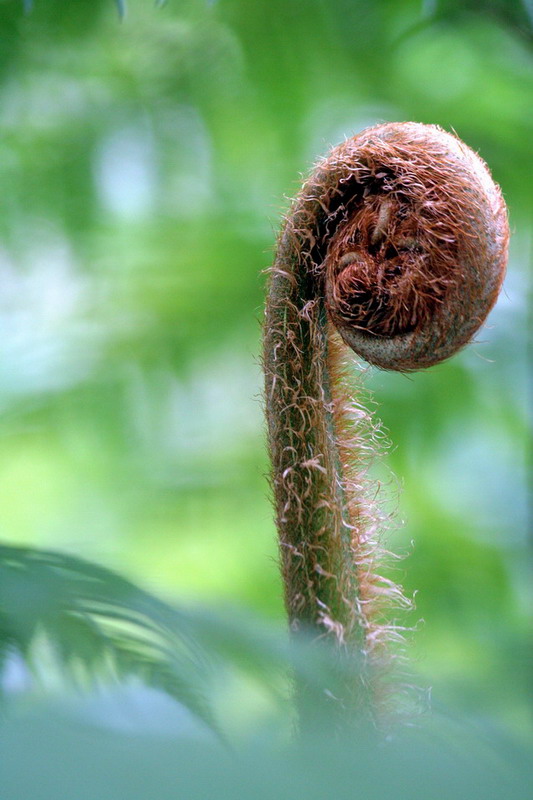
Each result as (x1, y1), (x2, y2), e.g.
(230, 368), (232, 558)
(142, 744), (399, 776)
(263, 122), (508, 716)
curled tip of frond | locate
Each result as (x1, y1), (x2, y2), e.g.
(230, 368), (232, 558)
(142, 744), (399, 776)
(294, 122), (509, 371)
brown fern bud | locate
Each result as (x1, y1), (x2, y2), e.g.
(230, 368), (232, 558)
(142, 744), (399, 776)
(264, 122), (508, 721)
(310, 122), (508, 370)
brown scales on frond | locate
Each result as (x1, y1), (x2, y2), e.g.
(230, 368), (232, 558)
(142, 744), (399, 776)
(263, 122), (509, 722)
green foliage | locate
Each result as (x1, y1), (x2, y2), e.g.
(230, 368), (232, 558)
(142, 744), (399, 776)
(0, 549), (531, 799)
(1, 703), (531, 800)
(0, 544), (222, 732)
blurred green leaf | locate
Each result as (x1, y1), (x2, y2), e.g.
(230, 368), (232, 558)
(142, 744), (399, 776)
(0, 544), (222, 734)
(0, 543), (531, 796)
(0, 698), (531, 800)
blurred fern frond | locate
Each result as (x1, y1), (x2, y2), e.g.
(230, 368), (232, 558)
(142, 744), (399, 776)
(0, 544), (223, 734)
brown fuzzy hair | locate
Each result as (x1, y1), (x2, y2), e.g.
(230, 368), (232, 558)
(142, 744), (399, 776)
(263, 122), (508, 719)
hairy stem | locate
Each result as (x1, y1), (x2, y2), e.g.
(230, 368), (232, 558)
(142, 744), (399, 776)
(265, 240), (359, 638)
(264, 231), (382, 721)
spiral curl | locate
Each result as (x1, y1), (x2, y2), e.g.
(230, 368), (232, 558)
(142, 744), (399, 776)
(295, 122), (508, 370)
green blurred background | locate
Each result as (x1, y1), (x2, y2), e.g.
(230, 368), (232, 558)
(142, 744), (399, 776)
(0, 0), (530, 740)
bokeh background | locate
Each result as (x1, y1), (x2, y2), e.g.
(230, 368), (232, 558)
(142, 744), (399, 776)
(0, 0), (531, 749)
